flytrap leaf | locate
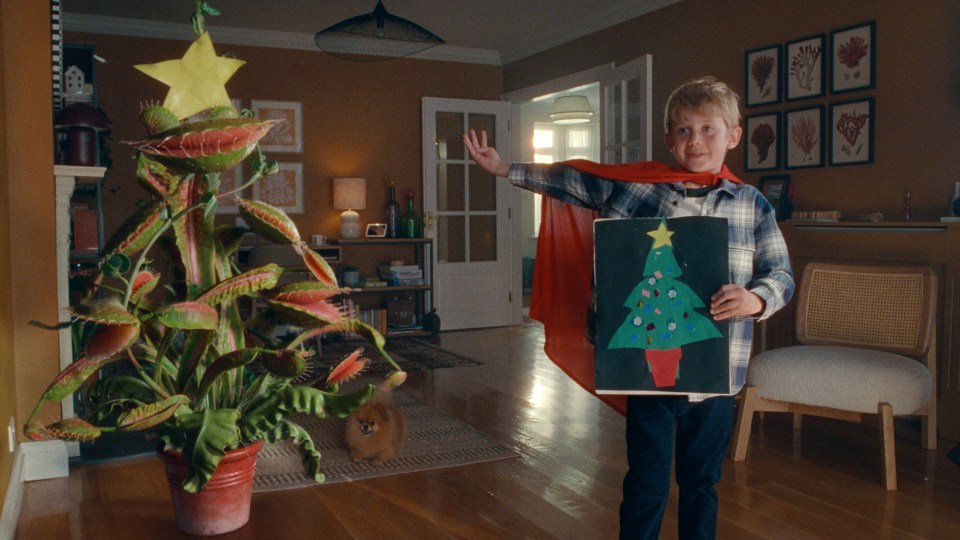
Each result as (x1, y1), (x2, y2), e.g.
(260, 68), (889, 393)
(238, 199), (301, 245)
(126, 117), (280, 174)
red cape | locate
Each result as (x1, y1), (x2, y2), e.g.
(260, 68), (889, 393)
(528, 161), (742, 415)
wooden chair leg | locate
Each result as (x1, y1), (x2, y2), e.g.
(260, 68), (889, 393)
(731, 386), (757, 461)
(792, 412), (802, 430)
(879, 402), (897, 491)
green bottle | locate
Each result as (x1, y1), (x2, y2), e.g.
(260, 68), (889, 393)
(400, 191), (419, 238)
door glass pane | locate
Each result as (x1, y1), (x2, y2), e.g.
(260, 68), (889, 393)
(605, 84), (622, 145)
(627, 144), (643, 162)
(469, 216), (496, 262)
(436, 164), (465, 211)
(626, 77), (642, 142)
(436, 112), (464, 160)
(469, 165), (496, 211)
(437, 215), (465, 263)
(468, 113), (496, 147)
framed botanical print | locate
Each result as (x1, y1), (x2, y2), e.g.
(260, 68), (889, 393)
(786, 34), (825, 101)
(745, 44), (781, 106)
(830, 21), (876, 94)
(251, 100), (303, 152)
(759, 175), (792, 220)
(829, 98), (874, 166)
(216, 164), (243, 214)
(784, 106), (824, 169)
(253, 162), (303, 213)
(744, 112), (780, 171)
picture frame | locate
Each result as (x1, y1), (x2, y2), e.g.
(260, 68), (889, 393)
(251, 100), (303, 152)
(830, 21), (876, 94)
(365, 223), (387, 238)
(785, 34), (825, 101)
(216, 163), (243, 214)
(759, 175), (792, 220)
(744, 44), (781, 106)
(784, 105), (824, 169)
(744, 112), (781, 171)
(253, 162), (303, 213)
(829, 98), (874, 166)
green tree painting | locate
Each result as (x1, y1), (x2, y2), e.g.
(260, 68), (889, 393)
(604, 219), (723, 388)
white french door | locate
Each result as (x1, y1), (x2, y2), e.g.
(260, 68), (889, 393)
(601, 55), (653, 163)
(421, 97), (513, 330)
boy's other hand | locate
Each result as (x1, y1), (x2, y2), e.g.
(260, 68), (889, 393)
(463, 129), (511, 177)
(709, 284), (764, 320)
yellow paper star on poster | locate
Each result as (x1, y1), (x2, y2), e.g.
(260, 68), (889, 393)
(134, 32), (245, 120)
(647, 221), (674, 248)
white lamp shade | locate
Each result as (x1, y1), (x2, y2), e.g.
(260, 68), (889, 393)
(550, 95), (593, 124)
(333, 177), (366, 210)
(333, 177), (366, 238)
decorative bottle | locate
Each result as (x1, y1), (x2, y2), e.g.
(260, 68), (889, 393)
(400, 189), (420, 238)
(385, 185), (400, 238)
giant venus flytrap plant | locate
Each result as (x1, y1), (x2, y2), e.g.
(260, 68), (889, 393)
(25, 3), (403, 493)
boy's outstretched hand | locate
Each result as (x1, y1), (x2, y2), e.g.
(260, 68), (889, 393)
(463, 129), (511, 178)
(710, 284), (764, 320)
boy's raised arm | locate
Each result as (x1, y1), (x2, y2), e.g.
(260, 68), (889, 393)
(463, 129), (511, 177)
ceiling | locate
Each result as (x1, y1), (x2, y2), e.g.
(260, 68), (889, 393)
(62, 0), (680, 64)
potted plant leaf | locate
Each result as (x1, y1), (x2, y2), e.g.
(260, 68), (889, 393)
(23, 2), (402, 535)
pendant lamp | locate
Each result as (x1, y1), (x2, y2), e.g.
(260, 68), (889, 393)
(315, 1), (445, 61)
(550, 95), (594, 124)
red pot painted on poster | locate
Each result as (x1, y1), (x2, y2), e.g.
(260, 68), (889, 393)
(159, 439), (263, 536)
(646, 348), (682, 388)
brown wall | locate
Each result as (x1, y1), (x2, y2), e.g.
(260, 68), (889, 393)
(65, 32), (504, 244)
(504, 0), (960, 221)
(1, 1), (59, 509)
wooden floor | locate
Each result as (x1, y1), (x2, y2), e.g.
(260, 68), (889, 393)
(16, 322), (960, 539)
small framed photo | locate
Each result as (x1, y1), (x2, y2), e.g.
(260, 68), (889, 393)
(215, 164), (243, 214)
(365, 223), (387, 238)
(786, 34), (825, 101)
(253, 162), (303, 213)
(759, 175), (792, 220)
(744, 112), (781, 171)
(830, 21), (876, 94)
(251, 100), (303, 152)
(829, 98), (874, 166)
(745, 44), (781, 106)
(784, 106), (824, 169)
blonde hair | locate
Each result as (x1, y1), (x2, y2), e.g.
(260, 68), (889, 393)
(663, 77), (741, 133)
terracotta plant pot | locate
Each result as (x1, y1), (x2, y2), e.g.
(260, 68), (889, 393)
(159, 439), (264, 536)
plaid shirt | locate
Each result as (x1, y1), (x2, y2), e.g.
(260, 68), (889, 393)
(508, 162), (794, 395)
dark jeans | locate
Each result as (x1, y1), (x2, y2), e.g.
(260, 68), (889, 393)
(619, 395), (735, 540)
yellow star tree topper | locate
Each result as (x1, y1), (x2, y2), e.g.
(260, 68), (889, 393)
(134, 32), (244, 120)
(647, 221), (675, 248)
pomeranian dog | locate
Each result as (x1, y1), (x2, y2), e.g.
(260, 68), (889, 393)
(344, 388), (406, 465)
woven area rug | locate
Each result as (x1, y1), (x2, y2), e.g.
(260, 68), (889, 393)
(314, 338), (483, 376)
(253, 380), (516, 492)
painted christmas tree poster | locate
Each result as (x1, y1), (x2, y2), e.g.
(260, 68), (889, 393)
(594, 217), (729, 395)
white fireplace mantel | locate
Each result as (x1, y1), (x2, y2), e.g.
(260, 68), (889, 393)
(54, 165), (105, 453)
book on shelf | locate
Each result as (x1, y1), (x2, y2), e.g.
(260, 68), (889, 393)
(387, 277), (424, 287)
(378, 264), (422, 280)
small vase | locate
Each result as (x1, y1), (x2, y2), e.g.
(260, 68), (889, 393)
(159, 439), (264, 536)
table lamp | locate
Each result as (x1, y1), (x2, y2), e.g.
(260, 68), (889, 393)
(333, 177), (366, 238)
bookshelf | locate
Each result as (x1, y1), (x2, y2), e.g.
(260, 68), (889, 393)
(337, 238), (433, 338)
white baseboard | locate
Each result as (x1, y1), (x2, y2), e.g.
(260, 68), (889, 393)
(0, 447), (25, 540)
(0, 440), (70, 540)
(20, 441), (68, 482)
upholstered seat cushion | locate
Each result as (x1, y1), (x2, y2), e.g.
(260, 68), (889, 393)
(747, 345), (931, 414)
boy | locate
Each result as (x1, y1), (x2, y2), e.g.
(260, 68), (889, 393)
(463, 77), (794, 539)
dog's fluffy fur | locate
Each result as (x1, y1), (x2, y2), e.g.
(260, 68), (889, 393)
(344, 388), (406, 465)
